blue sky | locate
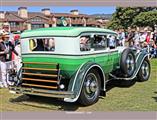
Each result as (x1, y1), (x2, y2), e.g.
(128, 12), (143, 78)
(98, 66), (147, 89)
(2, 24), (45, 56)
(0, 6), (116, 14)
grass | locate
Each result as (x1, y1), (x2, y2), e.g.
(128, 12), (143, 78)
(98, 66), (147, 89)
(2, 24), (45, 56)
(0, 59), (157, 112)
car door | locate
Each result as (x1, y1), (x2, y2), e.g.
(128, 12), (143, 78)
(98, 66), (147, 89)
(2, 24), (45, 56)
(91, 33), (110, 73)
(107, 34), (119, 71)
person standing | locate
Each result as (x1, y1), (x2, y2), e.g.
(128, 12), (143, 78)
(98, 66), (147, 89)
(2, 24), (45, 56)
(108, 35), (116, 49)
(14, 37), (22, 72)
(0, 32), (18, 88)
(139, 29), (147, 48)
(0, 32), (5, 88)
(146, 31), (151, 44)
(12, 34), (20, 61)
(121, 29), (126, 47)
(0, 33), (9, 88)
(127, 28), (135, 47)
(133, 28), (140, 49)
(153, 30), (157, 45)
(118, 29), (126, 46)
(2, 33), (18, 62)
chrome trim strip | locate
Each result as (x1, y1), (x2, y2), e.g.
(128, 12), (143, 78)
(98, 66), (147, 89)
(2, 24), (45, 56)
(22, 50), (118, 56)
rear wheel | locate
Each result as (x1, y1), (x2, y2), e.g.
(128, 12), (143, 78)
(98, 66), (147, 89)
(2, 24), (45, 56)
(78, 69), (101, 106)
(137, 58), (150, 82)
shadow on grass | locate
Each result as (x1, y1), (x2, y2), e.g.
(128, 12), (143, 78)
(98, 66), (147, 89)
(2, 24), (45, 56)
(106, 79), (137, 92)
(9, 95), (80, 111)
(152, 92), (157, 102)
(9, 79), (136, 111)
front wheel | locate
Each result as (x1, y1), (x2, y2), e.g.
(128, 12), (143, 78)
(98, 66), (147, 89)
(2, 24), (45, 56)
(137, 58), (151, 82)
(78, 69), (101, 106)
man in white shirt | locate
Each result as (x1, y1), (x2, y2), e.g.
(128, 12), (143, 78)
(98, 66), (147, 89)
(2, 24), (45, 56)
(133, 28), (140, 49)
(139, 30), (147, 47)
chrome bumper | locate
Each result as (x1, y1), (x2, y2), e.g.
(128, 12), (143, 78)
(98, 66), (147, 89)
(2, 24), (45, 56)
(9, 86), (74, 99)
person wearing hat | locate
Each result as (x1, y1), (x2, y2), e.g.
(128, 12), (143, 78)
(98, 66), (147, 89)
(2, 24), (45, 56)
(2, 23), (10, 31)
(2, 23), (14, 42)
(0, 32), (10, 88)
(0, 32), (18, 88)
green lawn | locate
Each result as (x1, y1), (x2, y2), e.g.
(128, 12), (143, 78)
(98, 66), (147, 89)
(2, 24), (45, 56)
(0, 59), (157, 111)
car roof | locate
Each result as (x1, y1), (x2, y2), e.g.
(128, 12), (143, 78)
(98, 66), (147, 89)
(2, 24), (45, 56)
(21, 27), (117, 38)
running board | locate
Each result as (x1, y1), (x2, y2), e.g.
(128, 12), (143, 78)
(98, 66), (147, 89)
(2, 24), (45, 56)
(109, 52), (148, 80)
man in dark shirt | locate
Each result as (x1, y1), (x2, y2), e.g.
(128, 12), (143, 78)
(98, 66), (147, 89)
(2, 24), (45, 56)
(127, 28), (135, 47)
(0, 33), (18, 88)
(1, 34), (18, 61)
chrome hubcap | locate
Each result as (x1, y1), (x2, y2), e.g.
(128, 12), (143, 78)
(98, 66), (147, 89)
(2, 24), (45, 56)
(126, 54), (134, 75)
(141, 61), (149, 79)
(90, 81), (97, 92)
(85, 73), (98, 98)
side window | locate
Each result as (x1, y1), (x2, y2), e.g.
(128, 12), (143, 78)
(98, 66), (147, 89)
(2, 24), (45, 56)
(44, 38), (55, 51)
(93, 35), (108, 50)
(29, 38), (55, 51)
(80, 35), (91, 51)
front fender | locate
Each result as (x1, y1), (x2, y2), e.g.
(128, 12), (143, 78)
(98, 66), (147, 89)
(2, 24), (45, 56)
(64, 61), (105, 102)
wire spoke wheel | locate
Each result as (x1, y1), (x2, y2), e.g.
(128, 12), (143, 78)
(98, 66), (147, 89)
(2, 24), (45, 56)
(141, 60), (150, 80)
(120, 48), (135, 77)
(137, 58), (150, 82)
(126, 53), (135, 76)
(84, 73), (99, 100)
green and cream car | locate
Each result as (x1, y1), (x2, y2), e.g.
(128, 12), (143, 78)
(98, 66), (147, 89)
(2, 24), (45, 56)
(10, 27), (151, 106)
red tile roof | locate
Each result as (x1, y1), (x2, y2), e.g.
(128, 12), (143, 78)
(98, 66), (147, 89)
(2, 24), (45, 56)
(0, 11), (100, 26)
(5, 12), (25, 22)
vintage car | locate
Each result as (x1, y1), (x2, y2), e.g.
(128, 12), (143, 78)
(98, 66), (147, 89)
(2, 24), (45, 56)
(9, 27), (151, 106)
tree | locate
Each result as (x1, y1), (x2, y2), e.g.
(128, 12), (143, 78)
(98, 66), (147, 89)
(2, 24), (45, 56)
(107, 7), (157, 30)
(133, 11), (157, 30)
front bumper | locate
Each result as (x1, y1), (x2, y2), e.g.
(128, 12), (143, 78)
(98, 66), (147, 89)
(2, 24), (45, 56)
(9, 86), (74, 99)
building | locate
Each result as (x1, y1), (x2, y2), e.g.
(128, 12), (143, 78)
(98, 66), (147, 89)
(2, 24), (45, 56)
(0, 7), (102, 32)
